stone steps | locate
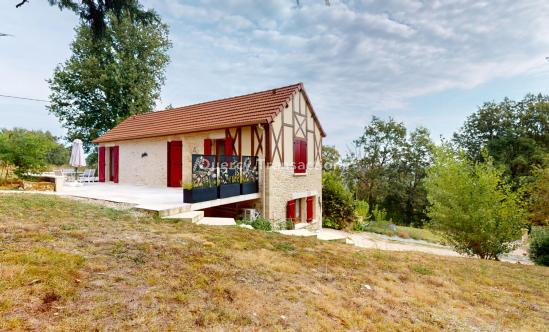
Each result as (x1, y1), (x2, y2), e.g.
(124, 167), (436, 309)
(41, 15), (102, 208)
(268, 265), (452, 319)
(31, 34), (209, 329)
(196, 217), (236, 226)
(161, 210), (204, 223)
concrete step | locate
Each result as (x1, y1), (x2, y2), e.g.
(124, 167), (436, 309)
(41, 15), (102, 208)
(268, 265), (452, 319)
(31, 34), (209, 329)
(137, 204), (191, 217)
(294, 222), (309, 230)
(196, 217), (236, 226)
(162, 210), (204, 223)
(315, 229), (348, 242)
(279, 229), (317, 237)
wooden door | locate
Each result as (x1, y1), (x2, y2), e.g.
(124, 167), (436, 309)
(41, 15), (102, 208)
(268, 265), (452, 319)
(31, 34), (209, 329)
(109, 148), (114, 181)
(112, 146), (119, 183)
(98, 146), (105, 182)
(167, 141), (182, 187)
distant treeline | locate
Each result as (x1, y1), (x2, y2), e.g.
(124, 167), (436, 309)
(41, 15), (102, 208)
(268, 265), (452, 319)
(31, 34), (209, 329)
(323, 93), (549, 228)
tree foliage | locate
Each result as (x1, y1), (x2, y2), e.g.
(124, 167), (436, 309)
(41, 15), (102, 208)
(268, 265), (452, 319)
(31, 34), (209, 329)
(344, 116), (434, 226)
(48, 11), (171, 151)
(453, 94), (549, 184)
(526, 156), (549, 226)
(321, 145), (340, 169)
(425, 147), (525, 259)
(322, 172), (355, 229)
(16, 0), (158, 38)
(0, 128), (67, 181)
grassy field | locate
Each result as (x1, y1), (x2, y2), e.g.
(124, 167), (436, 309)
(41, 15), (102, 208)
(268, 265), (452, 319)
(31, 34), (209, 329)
(1, 194), (548, 331)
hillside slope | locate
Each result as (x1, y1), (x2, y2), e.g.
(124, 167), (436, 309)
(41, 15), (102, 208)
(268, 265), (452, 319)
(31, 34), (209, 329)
(0, 194), (548, 331)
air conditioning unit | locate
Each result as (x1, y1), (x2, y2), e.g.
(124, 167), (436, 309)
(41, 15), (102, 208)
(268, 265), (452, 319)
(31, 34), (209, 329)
(243, 208), (260, 221)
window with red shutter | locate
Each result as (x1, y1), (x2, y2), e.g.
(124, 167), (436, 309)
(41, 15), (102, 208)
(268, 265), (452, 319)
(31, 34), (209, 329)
(293, 138), (307, 173)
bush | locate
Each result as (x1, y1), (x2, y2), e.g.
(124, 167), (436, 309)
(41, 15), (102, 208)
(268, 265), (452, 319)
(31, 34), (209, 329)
(0, 128), (67, 179)
(251, 217), (272, 231)
(353, 204), (390, 232)
(322, 172), (355, 229)
(425, 147), (525, 259)
(355, 200), (369, 220)
(529, 227), (549, 266)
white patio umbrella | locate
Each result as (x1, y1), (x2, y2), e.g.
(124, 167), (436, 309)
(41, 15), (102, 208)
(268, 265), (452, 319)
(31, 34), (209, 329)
(69, 139), (86, 182)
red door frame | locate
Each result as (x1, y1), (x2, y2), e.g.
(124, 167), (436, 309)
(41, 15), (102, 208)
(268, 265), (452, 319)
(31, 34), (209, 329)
(167, 141), (183, 187)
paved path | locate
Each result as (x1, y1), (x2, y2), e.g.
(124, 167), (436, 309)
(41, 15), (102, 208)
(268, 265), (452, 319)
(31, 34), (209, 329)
(286, 228), (532, 264)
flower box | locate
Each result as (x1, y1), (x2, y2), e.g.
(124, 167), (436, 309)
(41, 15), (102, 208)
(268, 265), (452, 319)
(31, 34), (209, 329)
(183, 187), (218, 203)
(219, 183), (241, 198)
(240, 181), (258, 195)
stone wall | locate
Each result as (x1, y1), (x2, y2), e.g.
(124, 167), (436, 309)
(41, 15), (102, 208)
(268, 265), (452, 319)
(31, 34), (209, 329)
(264, 165), (322, 227)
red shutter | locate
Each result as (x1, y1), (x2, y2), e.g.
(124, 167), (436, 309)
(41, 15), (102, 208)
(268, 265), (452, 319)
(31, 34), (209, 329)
(168, 141), (183, 187)
(306, 196), (313, 223)
(294, 139), (306, 173)
(287, 200), (296, 223)
(98, 146), (105, 182)
(225, 136), (233, 157)
(204, 139), (212, 155)
(113, 146), (119, 183)
(300, 140), (307, 172)
(293, 140), (299, 173)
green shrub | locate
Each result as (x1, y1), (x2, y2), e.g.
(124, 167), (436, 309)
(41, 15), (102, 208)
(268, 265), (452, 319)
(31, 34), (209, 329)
(251, 217), (272, 231)
(353, 205), (390, 232)
(529, 227), (549, 266)
(323, 217), (343, 230)
(371, 205), (390, 226)
(271, 219), (294, 231)
(355, 200), (369, 220)
(322, 172), (355, 229)
(425, 147), (525, 259)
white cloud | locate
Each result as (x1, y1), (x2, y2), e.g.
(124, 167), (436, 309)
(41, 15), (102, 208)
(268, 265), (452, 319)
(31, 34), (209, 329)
(3, 0), (549, 149)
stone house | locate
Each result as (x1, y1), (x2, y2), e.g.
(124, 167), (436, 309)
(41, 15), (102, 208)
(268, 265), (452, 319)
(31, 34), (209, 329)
(92, 83), (325, 226)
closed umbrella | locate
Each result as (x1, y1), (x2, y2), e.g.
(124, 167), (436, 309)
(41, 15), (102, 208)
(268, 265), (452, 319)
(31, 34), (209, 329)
(69, 139), (86, 182)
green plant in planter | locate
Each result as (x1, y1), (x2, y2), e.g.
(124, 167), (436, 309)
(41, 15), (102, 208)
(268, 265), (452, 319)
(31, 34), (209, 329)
(182, 182), (192, 190)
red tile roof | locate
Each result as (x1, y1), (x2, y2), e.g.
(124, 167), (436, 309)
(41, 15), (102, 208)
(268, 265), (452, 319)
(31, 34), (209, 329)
(93, 83), (326, 143)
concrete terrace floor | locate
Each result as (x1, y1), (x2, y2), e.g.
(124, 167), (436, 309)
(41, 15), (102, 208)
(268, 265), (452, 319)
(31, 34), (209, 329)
(57, 182), (260, 214)
(58, 182), (184, 211)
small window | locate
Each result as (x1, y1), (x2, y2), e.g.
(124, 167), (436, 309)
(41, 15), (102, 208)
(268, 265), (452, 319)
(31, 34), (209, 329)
(293, 138), (307, 174)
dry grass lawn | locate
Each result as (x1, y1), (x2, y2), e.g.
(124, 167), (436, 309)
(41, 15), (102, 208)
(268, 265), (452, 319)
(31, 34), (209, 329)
(0, 194), (548, 331)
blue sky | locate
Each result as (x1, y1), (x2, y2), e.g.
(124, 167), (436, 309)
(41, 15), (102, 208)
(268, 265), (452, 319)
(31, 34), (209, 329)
(1, 0), (549, 154)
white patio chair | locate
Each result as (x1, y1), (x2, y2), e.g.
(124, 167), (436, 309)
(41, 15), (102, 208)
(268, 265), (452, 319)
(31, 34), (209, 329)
(63, 168), (76, 181)
(78, 169), (95, 183)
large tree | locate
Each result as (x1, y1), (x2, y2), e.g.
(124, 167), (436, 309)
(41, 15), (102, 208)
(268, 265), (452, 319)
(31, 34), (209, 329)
(48, 11), (171, 151)
(453, 94), (549, 183)
(344, 117), (434, 225)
